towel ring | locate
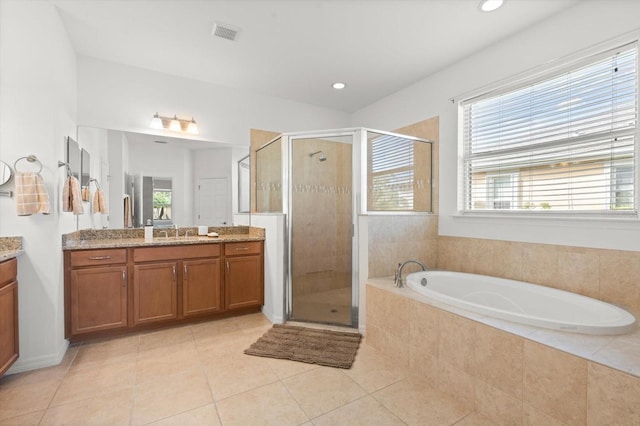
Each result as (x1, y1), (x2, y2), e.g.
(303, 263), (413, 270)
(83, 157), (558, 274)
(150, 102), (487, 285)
(14, 155), (43, 174)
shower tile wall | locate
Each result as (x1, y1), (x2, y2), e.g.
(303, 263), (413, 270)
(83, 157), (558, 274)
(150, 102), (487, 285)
(438, 236), (640, 319)
(291, 140), (352, 296)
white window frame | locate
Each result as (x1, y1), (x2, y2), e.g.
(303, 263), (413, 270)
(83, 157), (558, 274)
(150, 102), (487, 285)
(457, 40), (639, 219)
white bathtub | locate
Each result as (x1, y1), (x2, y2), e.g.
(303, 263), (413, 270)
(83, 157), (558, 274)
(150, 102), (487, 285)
(406, 271), (636, 335)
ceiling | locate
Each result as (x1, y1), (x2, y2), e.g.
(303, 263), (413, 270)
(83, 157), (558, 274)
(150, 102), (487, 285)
(53, 0), (580, 113)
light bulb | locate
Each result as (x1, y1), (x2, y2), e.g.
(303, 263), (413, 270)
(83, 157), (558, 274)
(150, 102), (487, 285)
(187, 118), (198, 134)
(479, 0), (504, 12)
(150, 113), (163, 129)
(169, 115), (181, 132)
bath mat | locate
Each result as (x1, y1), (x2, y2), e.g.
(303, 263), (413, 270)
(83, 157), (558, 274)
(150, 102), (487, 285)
(244, 324), (362, 369)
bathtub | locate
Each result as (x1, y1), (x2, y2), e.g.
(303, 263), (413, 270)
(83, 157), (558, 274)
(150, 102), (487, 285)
(406, 271), (636, 335)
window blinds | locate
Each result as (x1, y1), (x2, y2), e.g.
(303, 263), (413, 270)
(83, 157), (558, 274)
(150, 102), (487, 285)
(462, 44), (638, 214)
(368, 133), (415, 211)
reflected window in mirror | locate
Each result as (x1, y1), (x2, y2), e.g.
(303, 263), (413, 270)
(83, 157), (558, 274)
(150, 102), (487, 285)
(152, 177), (173, 226)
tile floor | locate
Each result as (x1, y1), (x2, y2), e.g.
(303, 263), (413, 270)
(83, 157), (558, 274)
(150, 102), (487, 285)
(0, 313), (486, 425)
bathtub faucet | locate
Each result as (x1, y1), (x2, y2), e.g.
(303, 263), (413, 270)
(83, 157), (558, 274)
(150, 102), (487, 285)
(394, 259), (427, 288)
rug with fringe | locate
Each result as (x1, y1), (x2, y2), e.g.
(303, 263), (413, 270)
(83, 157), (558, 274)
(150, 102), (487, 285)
(244, 324), (362, 369)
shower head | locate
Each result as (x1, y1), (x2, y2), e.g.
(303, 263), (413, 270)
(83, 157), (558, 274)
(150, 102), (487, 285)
(309, 150), (327, 162)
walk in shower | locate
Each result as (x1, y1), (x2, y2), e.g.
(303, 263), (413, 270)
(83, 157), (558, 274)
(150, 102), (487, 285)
(255, 128), (432, 328)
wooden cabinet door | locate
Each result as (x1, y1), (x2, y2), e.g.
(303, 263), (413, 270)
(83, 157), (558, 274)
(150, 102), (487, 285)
(70, 266), (127, 335)
(0, 281), (18, 376)
(225, 255), (263, 310)
(183, 259), (222, 317)
(133, 262), (178, 325)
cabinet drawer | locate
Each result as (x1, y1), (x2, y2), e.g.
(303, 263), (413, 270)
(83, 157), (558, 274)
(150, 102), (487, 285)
(69, 249), (127, 267)
(133, 244), (220, 263)
(224, 241), (262, 256)
(0, 258), (17, 286)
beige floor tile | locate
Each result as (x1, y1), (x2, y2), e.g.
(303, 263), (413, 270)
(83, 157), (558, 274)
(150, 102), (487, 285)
(454, 412), (500, 426)
(475, 380), (522, 426)
(343, 343), (409, 393)
(216, 381), (308, 426)
(138, 325), (194, 352)
(147, 403), (221, 426)
(203, 353), (279, 401)
(264, 357), (319, 380)
(131, 367), (213, 426)
(228, 312), (273, 333)
(50, 358), (136, 407)
(0, 411), (44, 425)
(282, 367), (367, 418)
(135, 341), (200, 384)
(373, 376), (471, 425)
(312, 395), (405, 426)
(0, 379), (60, 420)
(40, 388), (132, 426)
(190, 317), (242, 342)
(0, 363), (68, 390)
(196, 327), (265, 360)
(69, 335), (139, 372)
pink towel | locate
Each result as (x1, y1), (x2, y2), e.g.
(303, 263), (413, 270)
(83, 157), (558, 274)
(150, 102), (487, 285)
(92, 189), (108, 214)
(62, 176), (83, 215)
(15, 172), (50, 216)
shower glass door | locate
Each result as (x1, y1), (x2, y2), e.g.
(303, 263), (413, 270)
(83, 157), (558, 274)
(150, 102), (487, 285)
(288, 133), (355, 327)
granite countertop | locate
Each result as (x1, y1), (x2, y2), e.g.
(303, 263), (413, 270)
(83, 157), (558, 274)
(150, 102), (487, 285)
(0, 236), (24, 261)
(62, 226), (265, 251)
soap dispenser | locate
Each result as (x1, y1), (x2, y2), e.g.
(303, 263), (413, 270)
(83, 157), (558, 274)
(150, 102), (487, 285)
(144, 219), (153, 242)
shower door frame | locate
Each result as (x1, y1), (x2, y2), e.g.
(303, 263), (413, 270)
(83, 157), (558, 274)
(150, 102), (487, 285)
(283, 129), (362, 328)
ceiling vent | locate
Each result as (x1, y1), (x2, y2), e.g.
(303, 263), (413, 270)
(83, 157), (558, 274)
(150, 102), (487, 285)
(211, 21), (241, 41)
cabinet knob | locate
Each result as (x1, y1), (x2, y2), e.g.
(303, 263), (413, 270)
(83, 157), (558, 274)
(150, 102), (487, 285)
(235, 247), (249, 251)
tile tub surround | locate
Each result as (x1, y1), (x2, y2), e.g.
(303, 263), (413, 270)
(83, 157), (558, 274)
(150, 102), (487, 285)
(438, 236), (640, 321)
(62, 226), (265, 250)
(0, 236), (24, 261)
(366, 279), (640, 426)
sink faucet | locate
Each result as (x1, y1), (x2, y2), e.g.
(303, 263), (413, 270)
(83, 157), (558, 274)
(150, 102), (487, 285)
(174, 224), (179, 238)
(184, 230), (192, 239)
(160, 230), (168, 239)
(394, 259), (427, 288)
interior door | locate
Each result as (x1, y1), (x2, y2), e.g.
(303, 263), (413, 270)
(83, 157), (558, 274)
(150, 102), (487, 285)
(198, 177), (229, 225)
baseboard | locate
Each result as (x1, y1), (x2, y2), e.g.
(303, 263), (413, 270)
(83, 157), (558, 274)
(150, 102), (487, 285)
(5, 339), (69, 375)
(261, 305), (284, 324)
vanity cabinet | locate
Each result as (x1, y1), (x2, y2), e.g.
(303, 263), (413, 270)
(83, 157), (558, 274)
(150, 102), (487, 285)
(224, 241), (264, 310)
(65, 240), (261, 342)
(0, 258), (19, 377)
(132, 262), (178, 325)
(132, 244), (221, 324)
(183, 258), (222, 316)
(67, 249), (128, 335)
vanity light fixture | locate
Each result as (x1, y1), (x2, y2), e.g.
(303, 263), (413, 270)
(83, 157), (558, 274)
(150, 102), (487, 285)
(332, 82), (346, 90)
(150, 113), (199, 134)
(479, 0), (504, 12)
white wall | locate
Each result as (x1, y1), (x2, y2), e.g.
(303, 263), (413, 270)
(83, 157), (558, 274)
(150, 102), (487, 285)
(0, 1), (77, 372)
(77, 56), (351, 147)
(352, 0), (640, 252)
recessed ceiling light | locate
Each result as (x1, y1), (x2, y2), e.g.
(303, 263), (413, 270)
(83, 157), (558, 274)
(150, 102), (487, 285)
(332, 82), (346, 90)
(154, 140), (168, 144)
(479, 0), (504, 12)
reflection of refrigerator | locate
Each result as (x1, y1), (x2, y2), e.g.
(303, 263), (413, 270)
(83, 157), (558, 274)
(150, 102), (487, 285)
(131, 174), (153, 228)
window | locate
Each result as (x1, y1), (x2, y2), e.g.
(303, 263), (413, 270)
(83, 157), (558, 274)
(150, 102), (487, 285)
(461, 43), (638, 215)
(367, 131), (432, 212)
(152, 178), (172, 224)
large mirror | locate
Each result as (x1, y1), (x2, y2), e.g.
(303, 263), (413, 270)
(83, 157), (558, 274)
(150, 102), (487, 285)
(66, 136), (80, 180)
(77, 126), (249, 229)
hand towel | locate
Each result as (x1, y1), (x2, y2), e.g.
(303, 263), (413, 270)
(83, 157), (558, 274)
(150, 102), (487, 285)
(15, 172), (50, 216)
(93, 189), (108, 214)
(124, 195), (133, 228)
(63, 176), (84, 215)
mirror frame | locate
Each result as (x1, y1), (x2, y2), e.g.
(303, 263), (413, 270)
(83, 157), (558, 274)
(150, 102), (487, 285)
(0, 161), (13, 186)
